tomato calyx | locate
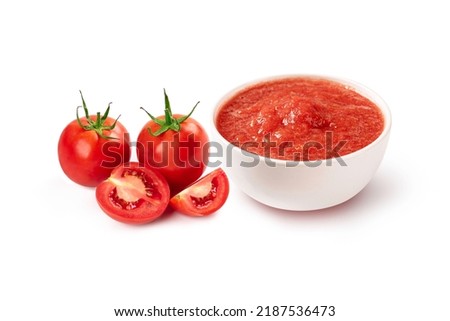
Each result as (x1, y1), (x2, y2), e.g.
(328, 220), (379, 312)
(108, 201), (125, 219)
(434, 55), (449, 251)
(140, 89), (200, 136)
(76, 90), (121, 140)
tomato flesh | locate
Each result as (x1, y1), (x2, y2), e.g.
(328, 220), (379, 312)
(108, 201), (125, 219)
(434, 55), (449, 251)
(170, 169), (229, 216)
(96, 163), (170, 224)
(189, 177), (219, 208)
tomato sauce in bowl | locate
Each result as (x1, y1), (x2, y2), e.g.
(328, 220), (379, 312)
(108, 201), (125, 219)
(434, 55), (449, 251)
(216, 77), (384, 161)
(213, 75), (391, 210)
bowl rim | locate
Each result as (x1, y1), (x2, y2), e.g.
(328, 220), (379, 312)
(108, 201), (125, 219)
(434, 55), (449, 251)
(212, 74), (392, 166)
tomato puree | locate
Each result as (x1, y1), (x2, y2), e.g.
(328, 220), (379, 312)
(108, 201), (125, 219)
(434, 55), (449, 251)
(216, 77), (384, 161)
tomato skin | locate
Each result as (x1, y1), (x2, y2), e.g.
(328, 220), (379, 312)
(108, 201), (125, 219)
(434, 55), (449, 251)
(170, 168), (229, 216)
(136, 114), (209, 195)
(58, 116), (131, 187)
(96, 162), (170, 224)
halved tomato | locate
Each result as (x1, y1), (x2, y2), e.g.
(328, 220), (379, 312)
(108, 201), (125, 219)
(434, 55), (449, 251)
(96, 162), (170, 224)
(170, 168), (229, 216)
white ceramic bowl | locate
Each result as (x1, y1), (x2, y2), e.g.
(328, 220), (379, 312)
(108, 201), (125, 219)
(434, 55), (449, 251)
(212, 75), (391, 211)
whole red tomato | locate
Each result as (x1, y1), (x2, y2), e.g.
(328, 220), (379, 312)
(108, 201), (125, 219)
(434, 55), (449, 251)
(58, 91), (131, 187)
(137, 90), (209, 195)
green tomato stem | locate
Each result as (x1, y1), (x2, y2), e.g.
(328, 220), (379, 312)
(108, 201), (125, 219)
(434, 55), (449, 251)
(140, 89), (200, 137)
(75, 90), (120, 140)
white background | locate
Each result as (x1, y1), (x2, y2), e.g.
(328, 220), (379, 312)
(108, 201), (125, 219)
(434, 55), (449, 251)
(1, 0), (449, 320)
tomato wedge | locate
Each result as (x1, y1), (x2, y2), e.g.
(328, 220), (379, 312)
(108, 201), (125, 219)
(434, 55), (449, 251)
(96, 162), (170, 224)
(170, 168), (229, 216)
